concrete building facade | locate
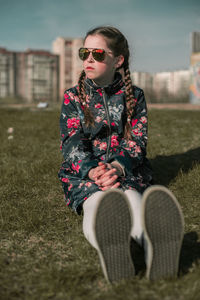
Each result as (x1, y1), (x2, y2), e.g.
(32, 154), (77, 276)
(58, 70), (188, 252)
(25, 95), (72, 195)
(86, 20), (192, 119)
(131, 70), (190, 102)
(16, 50), (59, 103)
(52, 37), (83, 98)
(0, 48), (15, 98)
(0, 48), (59, 103)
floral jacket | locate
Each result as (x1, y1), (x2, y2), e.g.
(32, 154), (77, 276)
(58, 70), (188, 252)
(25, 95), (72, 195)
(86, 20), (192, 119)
(58, 73), (153, 213)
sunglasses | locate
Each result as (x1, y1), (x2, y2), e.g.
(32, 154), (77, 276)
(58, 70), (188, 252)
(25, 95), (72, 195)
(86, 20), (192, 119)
(79, 47), (112, 62)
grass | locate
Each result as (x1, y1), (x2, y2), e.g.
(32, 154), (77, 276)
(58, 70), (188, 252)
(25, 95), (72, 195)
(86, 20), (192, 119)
(0, 106), (200, 300)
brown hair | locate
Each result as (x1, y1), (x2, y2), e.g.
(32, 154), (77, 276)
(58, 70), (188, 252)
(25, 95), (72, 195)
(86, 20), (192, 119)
(78, 26), (135, 139)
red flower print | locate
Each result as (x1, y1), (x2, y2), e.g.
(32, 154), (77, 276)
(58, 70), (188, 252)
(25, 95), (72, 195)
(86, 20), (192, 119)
(62, 178), (69, 183)
(111, 135), (119, 147)
(95, 103), (103, 108)
(60, 141), (63, 150)
(128, 140), (136, 148)
(84, 197), (88, 201)
(64, 99), (70, 106)
(67, 199), (71, 206)
(131, 119), (138, 127)
(69, 129), (76, 137)
(95, 116), (102, 123)
(64, 99), (70, 105)
(68, 92), (75, 99)
(74, 96), (80, 103)
(97, 89), (103, 96)
(93, 139), (100, 147)
(68, 184), (73, 191)
(135, 146), (141, 153)
(133, 129), (142, 136)
(111, 122), (115, 126)
(138, 123), (143, 129)
(85, 182), (92, 187)
(67, 118), (80, 129)
(72, 163), (80, 173)
(99, 142), (107, 151)
(119, 151), (124, 156)
(115, 90), (123, 95)
(86, 95), (90, 103)
(140, 116), (147, 124)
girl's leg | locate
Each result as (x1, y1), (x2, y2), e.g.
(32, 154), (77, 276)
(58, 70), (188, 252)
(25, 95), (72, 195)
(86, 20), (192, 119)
(124, 189), (143, 246)
(82, 189), (135, 283)
(82, 191), (104, 249)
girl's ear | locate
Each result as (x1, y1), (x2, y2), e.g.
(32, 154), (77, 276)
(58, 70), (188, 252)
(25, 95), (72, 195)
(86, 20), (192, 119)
(115, 55), (124, 69)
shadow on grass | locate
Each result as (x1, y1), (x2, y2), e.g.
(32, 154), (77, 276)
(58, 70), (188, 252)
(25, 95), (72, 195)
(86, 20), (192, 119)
(179, 231), (200, 275)
(130, 233), (200, 278)
(150, 147), (200, 186)
(149, 147), (200, 276)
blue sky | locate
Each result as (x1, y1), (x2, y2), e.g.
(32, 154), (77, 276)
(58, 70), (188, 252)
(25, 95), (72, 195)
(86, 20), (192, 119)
(0, 0), (199, 72)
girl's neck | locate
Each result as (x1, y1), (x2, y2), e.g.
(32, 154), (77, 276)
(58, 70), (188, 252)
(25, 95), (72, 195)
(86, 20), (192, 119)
(92, 75), (115, 88)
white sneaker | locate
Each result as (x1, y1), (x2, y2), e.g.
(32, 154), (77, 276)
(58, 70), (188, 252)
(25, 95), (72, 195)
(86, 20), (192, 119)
(142, 185), (184, 280)
(94, 189), (135, 283)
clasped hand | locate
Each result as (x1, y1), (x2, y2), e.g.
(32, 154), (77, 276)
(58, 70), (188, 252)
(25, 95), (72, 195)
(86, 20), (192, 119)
(88, 162), (121, 191)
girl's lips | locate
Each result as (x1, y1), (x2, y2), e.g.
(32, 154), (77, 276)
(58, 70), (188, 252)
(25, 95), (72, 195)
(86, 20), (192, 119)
(86, 66), (95, 70)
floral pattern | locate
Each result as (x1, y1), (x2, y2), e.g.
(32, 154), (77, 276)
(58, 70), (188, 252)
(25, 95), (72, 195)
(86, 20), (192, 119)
(58, 73), (153, 213)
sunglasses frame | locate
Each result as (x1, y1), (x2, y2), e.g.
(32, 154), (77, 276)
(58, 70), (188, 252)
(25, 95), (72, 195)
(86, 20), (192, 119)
(79, 47), (113, 62)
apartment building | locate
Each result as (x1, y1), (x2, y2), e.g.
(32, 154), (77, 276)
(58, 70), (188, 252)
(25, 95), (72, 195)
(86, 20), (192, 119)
(52, 37), (83, 98)
(0, 48), (59, 102)
(0, 48), (15, 98)
(131, 70), (190, 102)
(16, 50), (59, 103)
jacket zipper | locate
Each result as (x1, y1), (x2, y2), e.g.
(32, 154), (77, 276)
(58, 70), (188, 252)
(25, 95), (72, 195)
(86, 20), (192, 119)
(102, 89), (111, 160)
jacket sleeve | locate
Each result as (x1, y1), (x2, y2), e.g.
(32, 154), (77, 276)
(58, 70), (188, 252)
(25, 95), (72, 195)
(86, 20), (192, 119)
(107, 88), (148, 176)
(59, 89), (99, 179)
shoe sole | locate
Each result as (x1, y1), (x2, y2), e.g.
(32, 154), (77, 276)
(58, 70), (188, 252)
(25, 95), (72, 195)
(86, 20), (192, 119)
(142, 185), (184, 281)
(94, 189), (135, 283)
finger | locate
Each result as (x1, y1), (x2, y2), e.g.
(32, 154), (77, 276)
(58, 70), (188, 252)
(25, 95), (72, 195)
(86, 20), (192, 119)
(93, 165), (107, 178)
(111, 182), (121, 188)
(101, 182), (121, 191)
(100, 168), (117, 179)
(97, 175), (118, 187)
(95, 174), (118, 186)
(93, 167), (108, 179)
(98, 162), (106, 166)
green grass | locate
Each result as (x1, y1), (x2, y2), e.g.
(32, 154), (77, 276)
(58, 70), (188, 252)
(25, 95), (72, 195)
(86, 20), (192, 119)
(0, 107), (200, 300)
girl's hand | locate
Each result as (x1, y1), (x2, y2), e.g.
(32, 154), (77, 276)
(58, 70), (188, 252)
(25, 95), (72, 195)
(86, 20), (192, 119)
(88, 162), (121, 190)
(88, 162), (108, 181)
(94, 164), (121, 190)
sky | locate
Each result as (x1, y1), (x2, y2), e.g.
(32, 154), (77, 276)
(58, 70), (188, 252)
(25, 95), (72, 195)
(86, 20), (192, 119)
(0, 0), (199, 73)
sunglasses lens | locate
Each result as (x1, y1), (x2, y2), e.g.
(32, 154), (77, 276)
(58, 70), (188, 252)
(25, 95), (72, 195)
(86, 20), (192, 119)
(79, 48), (106, 62)
(93, 49), (105, 62)
(79, 48), (89, 61)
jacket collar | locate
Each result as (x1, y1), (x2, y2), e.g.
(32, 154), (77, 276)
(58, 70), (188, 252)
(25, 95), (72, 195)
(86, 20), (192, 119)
(84, 72), (125, 95)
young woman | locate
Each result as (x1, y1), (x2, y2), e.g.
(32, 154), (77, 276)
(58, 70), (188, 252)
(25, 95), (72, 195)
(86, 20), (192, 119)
(58, 26), (184, 283)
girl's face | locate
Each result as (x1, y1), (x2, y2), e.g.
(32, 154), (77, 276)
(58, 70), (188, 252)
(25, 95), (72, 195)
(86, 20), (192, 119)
(83, 34), (123, 86)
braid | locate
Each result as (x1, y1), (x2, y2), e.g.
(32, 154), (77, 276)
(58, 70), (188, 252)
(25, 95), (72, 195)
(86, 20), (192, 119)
(124, 67), (135, 140)
(78, 70), (94, 127)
